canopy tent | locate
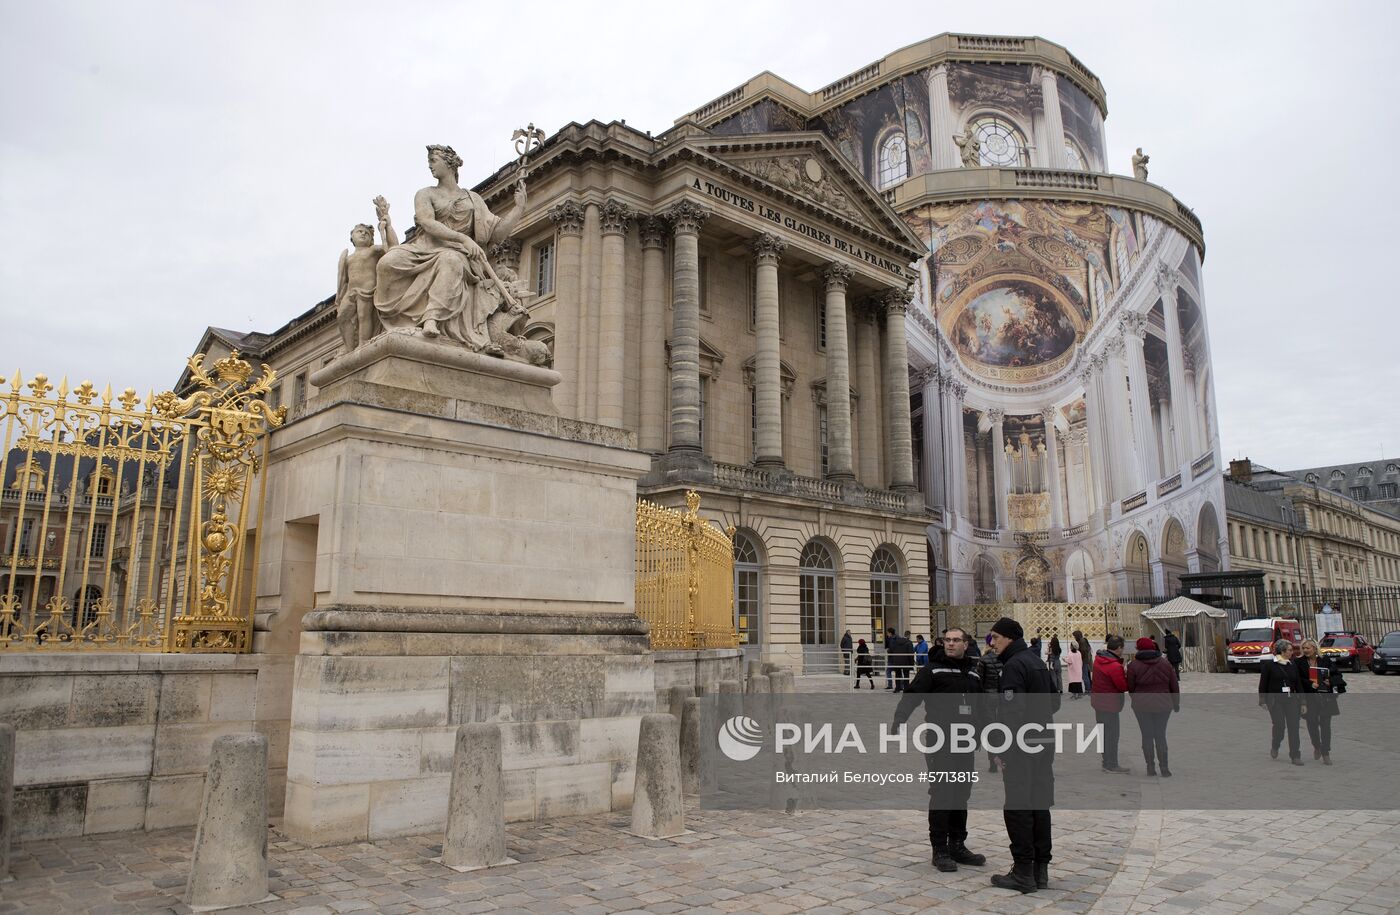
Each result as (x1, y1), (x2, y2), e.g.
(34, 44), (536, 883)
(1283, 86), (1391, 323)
(1140, 597), (1229, 672)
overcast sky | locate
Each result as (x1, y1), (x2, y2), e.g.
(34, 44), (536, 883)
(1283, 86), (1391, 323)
(2, 0), (1396, 471)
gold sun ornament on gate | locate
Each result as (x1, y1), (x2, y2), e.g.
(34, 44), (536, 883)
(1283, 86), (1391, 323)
(202, 467), (243, 501)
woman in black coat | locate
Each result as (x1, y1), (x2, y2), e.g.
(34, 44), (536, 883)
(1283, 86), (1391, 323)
(1296, 639), (1346, 765)
(854, 638), (875, 689)
(1257, 640), (1304, 764)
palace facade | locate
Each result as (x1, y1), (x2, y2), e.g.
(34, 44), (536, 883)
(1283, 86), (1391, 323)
(188, 33), (1225, 668)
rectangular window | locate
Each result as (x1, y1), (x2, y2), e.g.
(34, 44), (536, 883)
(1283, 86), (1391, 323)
(734, 567), (760, 646)
(270, 384), (282, 409)
(534, 239), (555, 297)
(818, 403), (829, 477)
(18, 518), (34, 557)
(1351, 486), (1368, 501)
(90, 522), (108, 558)
(815, 287), (827, 351)
(750, 387), (758, 462)
(294, 373), (308, 407)
(1381, 483), (1397, 499)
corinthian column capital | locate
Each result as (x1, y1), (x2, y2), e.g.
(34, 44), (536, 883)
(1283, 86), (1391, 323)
(664, 199), (710, 235)
(882, 286), (914, 316)
(1120, 310), (1148, 340)
(639, 215), (667, 249)
(987, 407), (1005, 426)
(823, 262), (855, 291)
(752, 232), (787, 265)
(599, 199), (635, 235)
(547, 200), (587, 236)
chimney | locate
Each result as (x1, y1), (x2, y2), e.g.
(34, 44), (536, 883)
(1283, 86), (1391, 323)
(1229, 458), (1253, 483)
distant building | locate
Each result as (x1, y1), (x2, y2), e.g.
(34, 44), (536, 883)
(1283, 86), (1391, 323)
(1224, 459), (1400, 597)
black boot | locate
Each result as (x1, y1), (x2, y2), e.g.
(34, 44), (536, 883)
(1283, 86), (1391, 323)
(931, 843), (958, 872)
(950, 839), (986, 866)
(1034, 861), (1049, 889)
(1143, 749), (1156, 776)
(1158, 746), (1172, 778)
(990, 859), (1037, 893)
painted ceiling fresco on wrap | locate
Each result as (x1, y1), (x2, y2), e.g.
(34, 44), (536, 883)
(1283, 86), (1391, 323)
(951, 279), (1077, 371)
(812, 72), (933, 187)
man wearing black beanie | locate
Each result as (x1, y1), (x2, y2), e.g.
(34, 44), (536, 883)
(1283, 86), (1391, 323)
(986, 615), (1059, 894)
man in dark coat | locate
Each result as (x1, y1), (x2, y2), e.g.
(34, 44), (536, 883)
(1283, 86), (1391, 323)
(840, 630), (853, 675)
(893, 627), (987, 873)
(987, 616), (1059, 894)
(1163, 628), (1183, 680)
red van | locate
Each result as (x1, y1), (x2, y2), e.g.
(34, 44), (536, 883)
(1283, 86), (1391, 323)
(1227, 617), (1303, 673)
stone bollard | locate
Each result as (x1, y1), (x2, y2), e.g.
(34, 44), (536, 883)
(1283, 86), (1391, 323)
(746, 674), (771, 695)
(761, 661), (782, 676)
(631, 713), (684, 838)
(442, 723), (509, 870)
(769, 670), (795, 694)
(679, 697), (706, 797)
(1, 723), (13, 883)
(745, 659), (763, 683)
(185, 733), (269, 910)
(717, 678), (742, 723)
(666, 684), (691, 723)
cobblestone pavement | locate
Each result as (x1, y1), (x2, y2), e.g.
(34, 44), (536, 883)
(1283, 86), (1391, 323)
(6, 672), (1399, 915)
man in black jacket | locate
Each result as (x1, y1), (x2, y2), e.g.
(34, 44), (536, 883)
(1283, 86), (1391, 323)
(893, 627), (987, 872)
(987, 616), (1059, 894)
(1163, 629), (1183, 680)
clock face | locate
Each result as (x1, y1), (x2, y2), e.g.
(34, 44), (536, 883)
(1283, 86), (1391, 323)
(973, 118), (1026, 167)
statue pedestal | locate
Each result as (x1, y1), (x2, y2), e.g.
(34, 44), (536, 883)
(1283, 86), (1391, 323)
(267, 333), (654, 845)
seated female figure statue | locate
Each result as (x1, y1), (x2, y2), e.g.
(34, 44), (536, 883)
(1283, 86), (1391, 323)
(374, 145), (526, 349)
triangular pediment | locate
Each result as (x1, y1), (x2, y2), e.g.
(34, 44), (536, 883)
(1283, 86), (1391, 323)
(677, 133), (923, 256)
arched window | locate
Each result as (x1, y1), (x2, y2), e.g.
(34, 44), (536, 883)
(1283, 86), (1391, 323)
(877, 131), (909, 190)
(970, 116), (1029, 167)
(869, 547), (902, 640)
(799, 541), (837, 645)
(1064, 137), (1086, 171)
(733, 532), (762, 647)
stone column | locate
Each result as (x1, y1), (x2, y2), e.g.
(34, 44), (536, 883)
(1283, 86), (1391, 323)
(988, 408), (1009, 529)
(1159, 267), (1195, 466)
(547, 201), (587, 417)
(1036, 66), (1068, 168)
(1184, 352), (1202, 463)
(665, 201), (709, 453)
(1155, 384), (1176, 475)
(945, 380), (968, 519)
(1121, 312), (1159, 484)
(925, 64), (960, 170)
(1081, 358), (1110, 510)
(822, 263), (855, 480)
(597, 200), (633, 428)
(919, 368), (944, 508)
(1042, 406), (1065, 530)
(1103, 334), (1142, 496)
(638, 216), (668, 453)
(881, 289), (917, 492)
(753, 233), (787, 468)
(854, 306), (883, 487)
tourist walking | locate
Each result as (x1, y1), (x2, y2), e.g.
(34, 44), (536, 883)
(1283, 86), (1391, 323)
(1163, 628), (1183, 681)
(893, 627), (987, 874)
(1297, 638), (1346, 765)
(1046, 636), (1063, 692)
(1064, 642), (1084, 699)
(986, 617), (1059, 894)
(1257, 639), (1304, 765)
(840, 630), (853, 675)
(854, 639), (875, 688)
(914, 634), (930, 667)
(1126, 636), (1180, 776)
(1091, 635), (1131, 773)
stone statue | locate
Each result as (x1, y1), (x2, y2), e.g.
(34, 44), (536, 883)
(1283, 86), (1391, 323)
(1132, 147), (1150, 181)
(484, 265), (552, 367)
(373, 145), (527, 350)
(954, 126), (981, 168)
(335, 197), (398, 353)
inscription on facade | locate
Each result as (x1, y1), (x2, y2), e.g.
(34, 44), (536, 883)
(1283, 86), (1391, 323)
(691, 178), (907, 278)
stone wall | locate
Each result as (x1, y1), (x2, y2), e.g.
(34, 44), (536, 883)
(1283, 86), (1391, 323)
(0, 652), (293, 841)
(653, 648), (745, 704)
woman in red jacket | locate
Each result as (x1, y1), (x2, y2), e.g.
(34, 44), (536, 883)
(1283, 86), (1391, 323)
(1126, 636), (1181, 776)
(1090, 635), (1131, 773)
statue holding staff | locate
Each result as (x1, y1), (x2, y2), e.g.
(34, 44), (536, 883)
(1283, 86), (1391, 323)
(373, 144), (527, 351)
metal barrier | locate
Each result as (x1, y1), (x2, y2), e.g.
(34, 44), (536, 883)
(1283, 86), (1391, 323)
(635, 491), (739, 650)
(0, 353), (284, 652)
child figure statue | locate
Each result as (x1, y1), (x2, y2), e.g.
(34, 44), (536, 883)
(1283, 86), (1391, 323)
(336, 196), (398, 353)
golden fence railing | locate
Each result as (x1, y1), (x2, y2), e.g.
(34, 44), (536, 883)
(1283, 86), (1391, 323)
(635, 491), (739, 650)
(0, 352), (284, 652)
(942, 601), (1122, 641)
